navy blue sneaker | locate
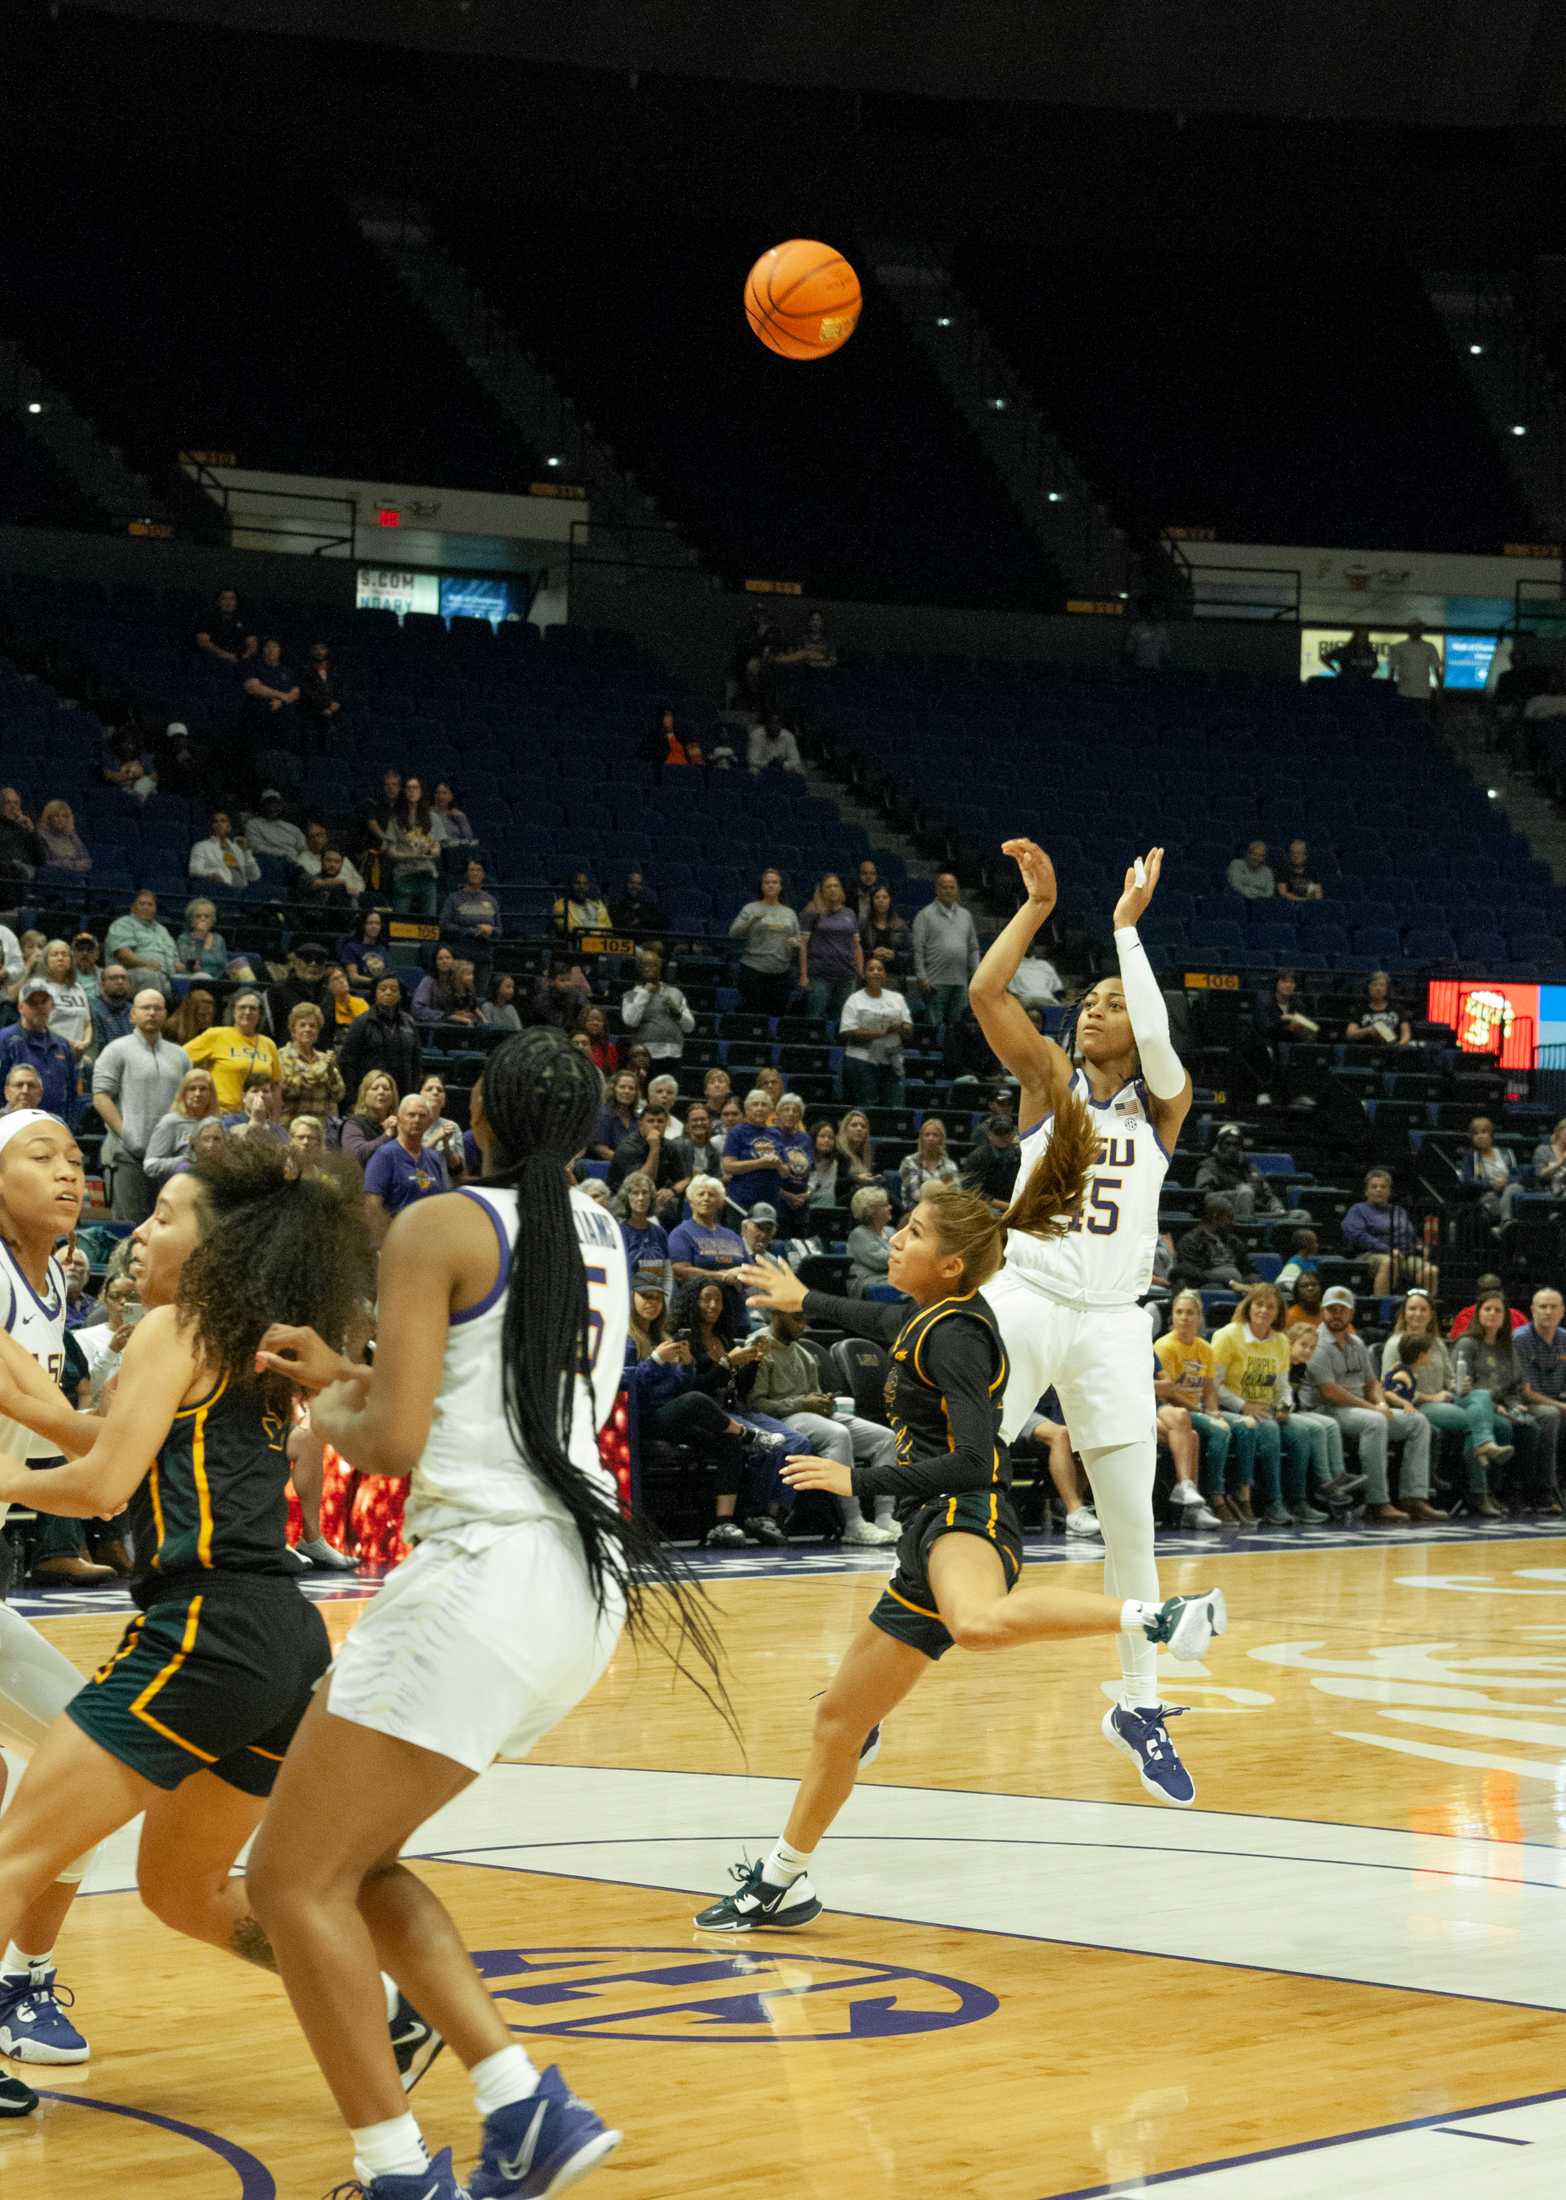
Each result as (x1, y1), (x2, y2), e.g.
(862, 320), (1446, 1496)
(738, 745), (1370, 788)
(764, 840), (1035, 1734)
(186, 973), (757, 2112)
(0, 2072), (36, 2118)
(388, 1990), (444, 2093)
(0, 1965), (89, 2064)
(1102, 1704), (1197, 1807)
(469, 2067), (621, 2198)
(328, 2146), (468, 2200)
(693, 1857), (823, 1931)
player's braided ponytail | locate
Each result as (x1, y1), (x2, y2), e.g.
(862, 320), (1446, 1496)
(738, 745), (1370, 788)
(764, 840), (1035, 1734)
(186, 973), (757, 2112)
(478, 1030), (733, 1730)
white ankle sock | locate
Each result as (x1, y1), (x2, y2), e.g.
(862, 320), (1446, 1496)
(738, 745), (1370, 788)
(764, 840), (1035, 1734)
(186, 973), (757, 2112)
(762, 1837), (813, 1889)
(382, 1972), (400, 2023)
(1120, 1598), (1161, 1638)
(1, 1943), (50, 1980)
(472, 2043), (540, 2119)
(351, 2112), (427, 2181)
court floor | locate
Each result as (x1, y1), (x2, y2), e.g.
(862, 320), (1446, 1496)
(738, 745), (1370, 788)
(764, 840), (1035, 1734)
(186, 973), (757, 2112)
(8, 1523), (1566, 2198)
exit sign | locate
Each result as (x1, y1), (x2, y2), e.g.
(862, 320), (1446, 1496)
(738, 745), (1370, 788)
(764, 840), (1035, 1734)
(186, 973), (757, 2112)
(376, 508), (402, 529)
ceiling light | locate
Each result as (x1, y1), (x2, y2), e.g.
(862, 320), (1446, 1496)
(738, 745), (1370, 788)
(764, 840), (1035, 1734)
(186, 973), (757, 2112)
(935, 315), (953, 328)
(26, 402), (42, 415)
(1469, 342), (1484, 355)
(1512, 423), (1528, 437)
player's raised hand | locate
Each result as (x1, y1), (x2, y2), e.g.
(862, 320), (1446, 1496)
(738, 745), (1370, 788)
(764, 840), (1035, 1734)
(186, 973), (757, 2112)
(736, 1256), (807, 1314)
(1113, 848), (1164, 930)
(1001, 838), (1057, 909)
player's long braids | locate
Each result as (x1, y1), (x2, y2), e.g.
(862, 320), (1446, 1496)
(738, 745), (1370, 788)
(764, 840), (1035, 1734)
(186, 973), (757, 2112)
(1003, 1082), (1098, 1242)
(479, 1030), (735, 1738)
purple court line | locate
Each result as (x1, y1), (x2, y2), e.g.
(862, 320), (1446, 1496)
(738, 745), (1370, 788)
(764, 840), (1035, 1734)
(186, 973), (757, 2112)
(1032, 2081), (1566, 2198)
(1438, 2127), (1532, 2144)
(34, 2090), (276, 2197)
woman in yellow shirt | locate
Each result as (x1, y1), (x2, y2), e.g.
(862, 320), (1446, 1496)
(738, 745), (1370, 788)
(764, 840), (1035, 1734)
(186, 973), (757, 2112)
(325, 964), (369, 1031)
(1153, 1290), (1238, 1519)
(1212, 1284), (1321, 1527)
(183, 988), (283, 1112)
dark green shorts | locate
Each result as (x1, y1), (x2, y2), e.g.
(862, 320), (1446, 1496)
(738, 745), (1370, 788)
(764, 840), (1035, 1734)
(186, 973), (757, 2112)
(868, 1489), (1024, 1661)
(67, 1579), (330, 1795)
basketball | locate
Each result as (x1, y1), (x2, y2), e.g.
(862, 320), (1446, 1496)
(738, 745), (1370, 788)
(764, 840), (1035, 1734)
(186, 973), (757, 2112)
(744, 238), (861, 360)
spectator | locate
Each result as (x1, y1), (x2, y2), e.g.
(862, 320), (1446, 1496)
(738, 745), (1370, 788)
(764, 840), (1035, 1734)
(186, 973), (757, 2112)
(0, 789), (43, 897)
(799, 873), (863, 1022)
(1275, 838), (1323, 902)
(143, 1067), (221, 1182)
(703, 1067), (734, 1115)
(105, 888), (179, 993)
(3, 928), (45, 1005)
(646, 704), (696, 776)
(336, 973), (421, 1096)
(717, 1095), (743, 1137)
(364, 1093), (446, 1232)
(1514, 1285), (1566, 1510)
(859, 884), (911, 981)
(748, 1304), (900, 1544)
(481, 972), (522, 1032)
(591, 1070), (642, 1161)
(575, 1004), (619, 1077)
(1008, 943), (1065, 1009)
(1225, 838), (1275, 900)
(1342, 1166), (1436, 1296)
(679, 1100), (723, 1183)
(194, 585), (256, 667)
(0, 922), (19, 995)
(245, 788), (308, 866)
(1277, 1233), (1322, 1304)
(153, 718), (214, 804)
(341, 1071), (399, 1170)
(71, 931), (102, 1001)
(426, 782), (475, 851)
(644, 1073), (685, 1137)
(1306, 1287), (1442, 1524)
(959, 1103), (1020, 1209)
(170, 898), (226, 983)
(1195, 1124), (1285, 1222)
(0, 981), (75, 1122)
(1123, 601), (1170, 672)
(723, 1088), (788, 1215)
(188, 809), (261, 890)
(229, 1079), (288, 1152)
(411, 945), (461, 1025)
(731, 606), (781, 711)
(264, 941), (331, 1039)
(418, 1075), (466, 1182)
(2, 1064), (43, 1114)
(242, 640), (300, 719)
(1449, 1272), (1528, 1342)
(747, 712), (803, 775)
(38, 938), (92, 1060)
(183, 989), (282, 1112)
(60, 1242), (95, 1328)
(898, 1117), (959, 1213)
(1246, 967), (1321, 1106)
(339, 908), (392, 990)
(1345, 970), (1412, 1047)
(806, 1120), (843, 1210)
(277, 1001), (345, 1124)
(754, 1065), (785, 1117)
(1463, 1115), (1519, 1225)
(668, 1174), (748, 1289)
(439, 859), (501, 941)
(729, 868), (801, 1018)
(608, 1100), (684, 1217)
(362, 767), (403, 865)
(35, 799), (91, 876)
(769, 1092), (813, 1225)
(287, 1114), (327, 1169)
(624, 1274), (761, 1549)
(298, 641), (343, 730)
(910, 871), (981, 1041)
(91, 988), (190, 1220)
(530, 960), (593, 1032)
(1386, 620), (1442, 705)
(838, 955), (912, 1109)
(1283, 1320), (1358, 1504)
(381, 775), (441, 918)
(608, 868), (670, 937)
(1324, 625), (1377, 682)
(672, 1277), (812, 1531)
(1153, 1290), (1237, 1520)
(296, 823), (365, 900)
(613, 1172), (671, 1287)
(89, 963), (135, 1053)
(554, 869), (611, 935)
(846, 1182), (896, 1296)
(99, 723), (153, 799)
(1454, 1292), (1547, 1504)
(621, 947), (696, 1065)
(1381, 1289), (1513, 1514)
(1530, 1116), (1566, 1195)
(1173, 1195), (1249, 1291)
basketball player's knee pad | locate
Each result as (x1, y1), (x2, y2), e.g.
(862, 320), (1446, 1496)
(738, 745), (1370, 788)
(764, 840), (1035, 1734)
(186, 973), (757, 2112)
(0, 1603), (89, 1753)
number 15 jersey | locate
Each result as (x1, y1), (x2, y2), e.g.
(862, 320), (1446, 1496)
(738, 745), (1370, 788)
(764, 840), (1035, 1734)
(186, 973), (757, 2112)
(1001, 1071), (1170, 1311)
(403, 1185), (630, 1546)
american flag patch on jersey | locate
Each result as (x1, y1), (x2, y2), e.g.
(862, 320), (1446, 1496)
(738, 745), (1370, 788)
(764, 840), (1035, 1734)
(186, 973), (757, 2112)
(1114, 1095), (1139, 1116)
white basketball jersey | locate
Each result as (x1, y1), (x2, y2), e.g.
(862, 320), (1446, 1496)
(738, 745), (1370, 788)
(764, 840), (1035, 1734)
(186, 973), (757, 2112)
(0, 1243), (68, 1528)
(1001, 1071), (1169, 1310)
(403, 1186), (630, 1545)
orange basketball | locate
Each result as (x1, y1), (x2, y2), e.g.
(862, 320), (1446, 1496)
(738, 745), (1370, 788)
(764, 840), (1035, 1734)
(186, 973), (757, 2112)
(744, 239), (861, 361)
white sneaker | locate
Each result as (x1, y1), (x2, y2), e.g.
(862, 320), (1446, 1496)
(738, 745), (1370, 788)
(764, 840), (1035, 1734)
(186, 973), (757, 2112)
(1170, 1482), (1205, 1507)
(1156, 1587), (1228, 1660)
(1065, 1508), (1102, 1538)
(841, 1517), (893, 1547)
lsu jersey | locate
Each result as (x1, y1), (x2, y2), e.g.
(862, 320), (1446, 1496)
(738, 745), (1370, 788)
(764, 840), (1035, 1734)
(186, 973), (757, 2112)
(1001, 1069), (1170, 1310)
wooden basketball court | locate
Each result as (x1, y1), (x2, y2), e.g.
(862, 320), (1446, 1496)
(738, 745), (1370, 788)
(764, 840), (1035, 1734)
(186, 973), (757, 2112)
(7, 1524), (1566, 2198)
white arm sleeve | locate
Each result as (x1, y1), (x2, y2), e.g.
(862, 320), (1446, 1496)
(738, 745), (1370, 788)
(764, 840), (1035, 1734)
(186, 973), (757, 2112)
(1114, 926), (1185, 1099)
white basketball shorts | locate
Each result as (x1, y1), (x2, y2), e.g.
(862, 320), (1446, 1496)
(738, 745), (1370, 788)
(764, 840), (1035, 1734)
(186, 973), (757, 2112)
(325, 1517), (624, 1775)
(984, 1266), (1157, 1455)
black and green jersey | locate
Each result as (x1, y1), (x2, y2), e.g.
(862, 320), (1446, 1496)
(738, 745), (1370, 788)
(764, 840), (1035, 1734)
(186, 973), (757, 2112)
(130, 1376), (295, 1595)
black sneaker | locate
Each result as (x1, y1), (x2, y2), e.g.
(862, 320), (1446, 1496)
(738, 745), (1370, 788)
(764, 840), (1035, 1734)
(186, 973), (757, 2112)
(388, 1991), (444, 2093)
(0, 2071), (37, 2118)
(703, 1520), (748, 1547)
(693, 1858), (822, 1932)
(742, 1516), (786, 1546)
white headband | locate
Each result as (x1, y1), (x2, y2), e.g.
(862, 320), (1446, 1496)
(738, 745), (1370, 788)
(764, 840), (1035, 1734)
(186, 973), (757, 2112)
(0, 1109), (67, 1158)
